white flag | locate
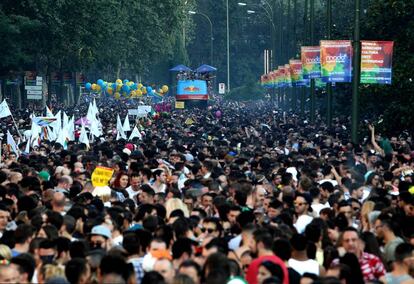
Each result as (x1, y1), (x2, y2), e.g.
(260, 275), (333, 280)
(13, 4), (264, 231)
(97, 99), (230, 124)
(56, 128), (69, 150)
(116, 114), (126, 140)
(79, 125), (89, 148)
(122, 115), (131, 132)
(90, 118), (101, 138)
(92, 98), (99, 116)
(0, 100), (12, 119)
(24, 136), (31, 154)
(45, 106), (54, 117)
(6, 130), (19, 157)
(62, 112), (69, 129)
(68, 116), (75, 141)
(129, 126), (142, 140)
(86, 102), (95, 123)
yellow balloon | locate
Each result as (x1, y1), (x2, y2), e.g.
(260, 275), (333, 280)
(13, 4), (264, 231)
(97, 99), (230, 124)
(136, 90), (142, 96)
(142, 88), (147, 95)
(96, 85), (101, 92)
(138, 83), (143, 89)
(116, 79), (122, 84)
(91, 83), (97, 91)
(107, 88), (113, 95)
(162, 85), (169, 93)
(116, 84), (122, 91)
(115, 92), (121, 99)
(158, 89), (163, 94)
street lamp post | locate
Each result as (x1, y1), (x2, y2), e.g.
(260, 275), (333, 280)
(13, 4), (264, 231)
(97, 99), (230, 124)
(227, 0), (230, 93)
(351, 0), (361, 143)
(188, 11), (214, 66)
(239, 2), (276, 71)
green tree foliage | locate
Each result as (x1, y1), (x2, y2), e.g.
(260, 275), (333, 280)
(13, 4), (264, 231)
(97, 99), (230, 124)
(0, 0), (189, 80)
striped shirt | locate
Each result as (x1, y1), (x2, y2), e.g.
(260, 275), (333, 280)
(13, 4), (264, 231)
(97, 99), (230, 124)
(332, 252), (385, 281)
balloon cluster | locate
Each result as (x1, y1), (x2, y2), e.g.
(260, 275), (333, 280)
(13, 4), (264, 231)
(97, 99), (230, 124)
(85, 79), (169, 99)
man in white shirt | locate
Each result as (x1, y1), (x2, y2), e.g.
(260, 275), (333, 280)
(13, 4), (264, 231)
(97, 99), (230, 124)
(294, 193), (314, 234)
(125, 172), (141, 201)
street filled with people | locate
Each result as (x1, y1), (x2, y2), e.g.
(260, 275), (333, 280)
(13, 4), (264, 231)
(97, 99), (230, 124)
(0, 94), (413, 284)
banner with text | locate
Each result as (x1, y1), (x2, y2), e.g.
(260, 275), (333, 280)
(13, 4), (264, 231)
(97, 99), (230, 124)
(301, 46), (321, 79)
(289, 59), (306, 86)
(360, 41), (394, 84)
(320, 40), (353, 83)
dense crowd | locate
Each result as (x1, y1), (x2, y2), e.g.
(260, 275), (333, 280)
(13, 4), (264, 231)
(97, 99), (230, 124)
(0, 96), (413, 284)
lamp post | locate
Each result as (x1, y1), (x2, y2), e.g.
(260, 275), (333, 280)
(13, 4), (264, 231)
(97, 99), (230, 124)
(326, 0), (333, 127)
(188, 11), (214, 66)
(226, 0), (230, 93)
(238, 1), (275, 69)
(351, 0), (361, 143)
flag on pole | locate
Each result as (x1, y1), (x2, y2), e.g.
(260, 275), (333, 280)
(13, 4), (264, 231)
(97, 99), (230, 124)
(129, 126), (142, 140)
(90, 118), (101, 138)
(122, 115), (131, 132)
(79, 124), (89, 149)
(0, 100), (12, 119)
(46, 106), (54, 117)
(6, 130), (19, 157)
(32, 117), (57, 127)
(56, 128), (69, 150)
(116, 114), (126, 140)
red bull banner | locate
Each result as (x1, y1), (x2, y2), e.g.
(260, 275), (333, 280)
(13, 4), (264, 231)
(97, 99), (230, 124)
(320, 40), (353, 83)
(301, 46), (321, 79)
(176, 80), (208, 100)
(289, 59), (306, 86)
(360, 41), (394, 84)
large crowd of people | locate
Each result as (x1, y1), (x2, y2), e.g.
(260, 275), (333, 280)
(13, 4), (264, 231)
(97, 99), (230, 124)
(0, 94), (413, 284)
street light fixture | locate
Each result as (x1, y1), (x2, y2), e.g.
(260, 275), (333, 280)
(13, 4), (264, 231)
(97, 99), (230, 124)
(247, 10), (255, 14)
(188, 11), (214, 66)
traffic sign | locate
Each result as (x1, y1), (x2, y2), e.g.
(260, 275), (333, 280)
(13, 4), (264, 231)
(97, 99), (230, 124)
(25, 85), (42, 91)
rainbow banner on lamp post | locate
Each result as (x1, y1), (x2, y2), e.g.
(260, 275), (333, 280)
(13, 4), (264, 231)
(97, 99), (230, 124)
(278, 66), (286, 87)
(284, 64), (292, 87)
(301, 46), (321, 79)
(289, 59), (306, 86)
(360, 41), (394, 84)
(320, 40), (353, 83)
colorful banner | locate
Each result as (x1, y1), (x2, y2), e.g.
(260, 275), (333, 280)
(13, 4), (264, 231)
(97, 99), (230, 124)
(284, 64), (292, 87)
(176, 80), (208, 100)
(289, 59), (306, 86)
(278, 66), (286, 87)
(320, 40), (353, 83)
(360, 41), (393, 84)
(301, 46), (321, 79)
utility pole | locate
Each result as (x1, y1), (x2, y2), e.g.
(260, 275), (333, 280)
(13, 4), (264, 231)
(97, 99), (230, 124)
(301, 0), (308, 116)
(310, 0), (315, 123)
(326, 0), (333, 127)
(351, 0), (361, 143)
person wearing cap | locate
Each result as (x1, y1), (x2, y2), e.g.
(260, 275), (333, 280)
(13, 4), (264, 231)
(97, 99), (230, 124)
(293, 193), (314, 234)
(89, 225), (112, 251)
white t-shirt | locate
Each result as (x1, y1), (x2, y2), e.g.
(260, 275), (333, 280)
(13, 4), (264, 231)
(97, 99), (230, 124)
(126, 186), (140, 200)
(288, 258), (320, 275)
(294, 214), (313, 234)
(311, 203), (330, 217)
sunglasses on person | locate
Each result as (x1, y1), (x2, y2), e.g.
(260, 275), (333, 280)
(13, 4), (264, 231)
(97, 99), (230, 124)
(201, 227), (216, 234)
